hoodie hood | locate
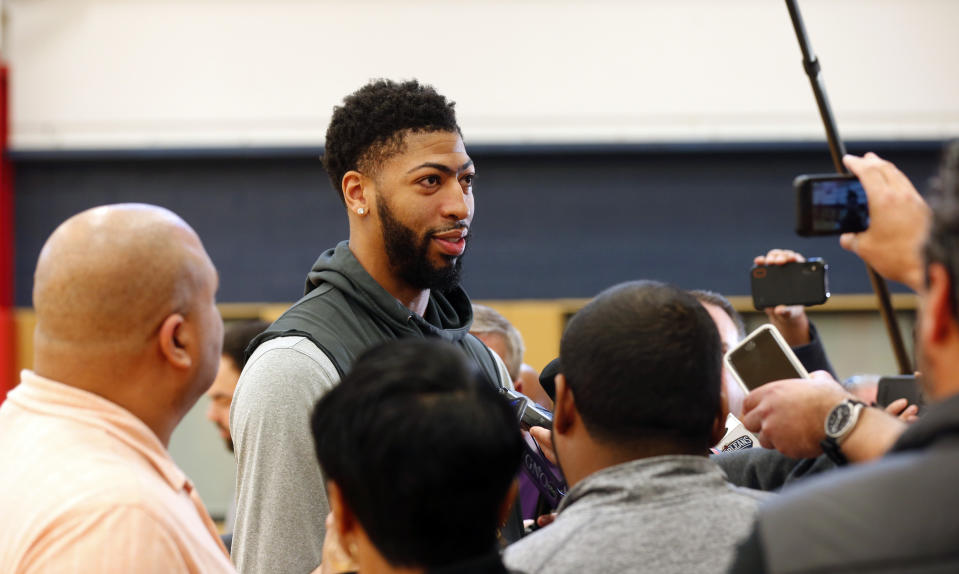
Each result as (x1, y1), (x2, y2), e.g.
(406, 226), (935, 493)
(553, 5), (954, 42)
(303, 241), (474, 342)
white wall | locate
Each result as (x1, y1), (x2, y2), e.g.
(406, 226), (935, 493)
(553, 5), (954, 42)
(7, 0), (959, 149)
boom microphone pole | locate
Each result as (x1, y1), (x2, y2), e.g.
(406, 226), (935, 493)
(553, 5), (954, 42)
(785, 0), (913, 374)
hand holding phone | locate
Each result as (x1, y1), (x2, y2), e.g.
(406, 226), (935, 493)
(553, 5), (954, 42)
(838, 153), (930, 292)
(739, 373), (850, 460)
(876, 375), (925, 415)
(751, 249), (819, 347)
(751, 258), (829, 309)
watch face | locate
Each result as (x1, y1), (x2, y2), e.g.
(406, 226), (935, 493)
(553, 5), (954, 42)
(827, 403), (852, 436)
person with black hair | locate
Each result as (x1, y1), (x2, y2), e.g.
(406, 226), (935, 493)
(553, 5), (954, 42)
(503, 281), (767, 574)
(230, 80), (514, 574)
(728, 145), (959, 574)
(311, 339), (523, 574)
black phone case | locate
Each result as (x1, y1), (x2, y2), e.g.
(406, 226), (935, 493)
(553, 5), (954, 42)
(751, 260), (829, 310)
(876, 375), (925, 411)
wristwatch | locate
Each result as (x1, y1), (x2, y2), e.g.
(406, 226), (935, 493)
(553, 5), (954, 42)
(820, 398), (866, 466)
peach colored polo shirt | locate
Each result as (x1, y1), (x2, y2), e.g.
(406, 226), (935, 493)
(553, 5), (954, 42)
(0, 371), (236, 573)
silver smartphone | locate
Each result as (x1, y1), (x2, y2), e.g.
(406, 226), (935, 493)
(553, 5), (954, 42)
(724, 324), (809, 393)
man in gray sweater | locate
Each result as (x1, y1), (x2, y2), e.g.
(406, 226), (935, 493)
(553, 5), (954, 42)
(229, 80), (514, 574)
(503, 280), (767, 574)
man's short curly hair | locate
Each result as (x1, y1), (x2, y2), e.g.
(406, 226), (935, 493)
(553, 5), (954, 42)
(321, 79), (461, 205)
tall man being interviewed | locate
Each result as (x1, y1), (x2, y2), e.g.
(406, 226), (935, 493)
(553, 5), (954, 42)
(230, 80), (515, 574)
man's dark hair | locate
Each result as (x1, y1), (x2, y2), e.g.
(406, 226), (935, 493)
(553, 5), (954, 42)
(689, 289), (746, 340)
(310, 339), (522, 569)
(924, 141), (959, 319)
(222, 319), (270, 370)
(322, 79), (461, 205)
(560, 280), (723, 451)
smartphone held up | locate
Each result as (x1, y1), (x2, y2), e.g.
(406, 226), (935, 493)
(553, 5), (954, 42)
(724, 325), (809, 393)
(751, 259), (830, 310)
(795, 174), (869, 237)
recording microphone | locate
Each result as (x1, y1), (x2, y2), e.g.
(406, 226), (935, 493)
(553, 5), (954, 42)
(500, 388), (566, 504)
(501, 388), (553, 430)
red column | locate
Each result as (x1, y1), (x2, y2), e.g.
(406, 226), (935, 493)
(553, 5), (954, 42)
(0, 64), (15, 404)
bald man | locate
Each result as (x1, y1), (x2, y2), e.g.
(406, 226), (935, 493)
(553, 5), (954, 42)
(0, 204), (234, 573)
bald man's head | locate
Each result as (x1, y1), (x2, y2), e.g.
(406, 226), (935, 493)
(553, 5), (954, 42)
(31, 203), (223, 445)
(34, 204), (210, 348)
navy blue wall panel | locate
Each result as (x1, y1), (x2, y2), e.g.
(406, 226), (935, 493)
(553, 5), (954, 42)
(12, 142), (944, 306)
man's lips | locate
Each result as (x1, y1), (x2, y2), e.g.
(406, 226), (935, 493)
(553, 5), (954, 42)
(432, 230), (468, 256)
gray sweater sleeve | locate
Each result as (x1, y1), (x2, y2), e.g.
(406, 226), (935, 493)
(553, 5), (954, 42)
(230, 336), (340, 574)
(713, 448), (836, 492)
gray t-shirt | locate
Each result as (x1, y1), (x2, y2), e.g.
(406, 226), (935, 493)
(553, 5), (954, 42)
(503, 455), (769, 574)
(230, 336), (337, 574)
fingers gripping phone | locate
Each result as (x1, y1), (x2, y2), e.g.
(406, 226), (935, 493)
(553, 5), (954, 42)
(795, 174), (869, 236)
(725, 325), (809, 393)
(876, 375), (926, 414)
(751, 259), (830, 309)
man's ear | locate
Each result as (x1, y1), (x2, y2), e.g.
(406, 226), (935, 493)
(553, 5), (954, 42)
(553, 374), (576, 436)
(342, 171), (369, 216)
(158, 313), (191, 369)
(327, 481), (356, 539)
(710, 378), (730, 447)
(922, 263), (955, 346)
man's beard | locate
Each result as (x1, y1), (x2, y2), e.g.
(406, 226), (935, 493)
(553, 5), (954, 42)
(377, 194), (469, 293)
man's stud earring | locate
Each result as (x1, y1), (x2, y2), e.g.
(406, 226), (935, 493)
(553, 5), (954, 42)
(357, 208), (365, 215)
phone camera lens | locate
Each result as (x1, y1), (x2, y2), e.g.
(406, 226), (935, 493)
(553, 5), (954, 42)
(745, 342), (756, 351)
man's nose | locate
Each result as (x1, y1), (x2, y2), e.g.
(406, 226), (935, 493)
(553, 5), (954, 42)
(440, 180), (471, 221)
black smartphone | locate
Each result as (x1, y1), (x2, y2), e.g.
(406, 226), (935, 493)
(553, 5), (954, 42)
(795, 174), (869, 237)
(725, 325), (809, 392)
(876, 375), (925, 414)
(751, 259), (830, 309)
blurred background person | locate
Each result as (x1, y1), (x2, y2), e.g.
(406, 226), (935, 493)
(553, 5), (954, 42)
(471, 304), (552, 410)
(204, 318), (269, 551)
(207, 319), (269, 453)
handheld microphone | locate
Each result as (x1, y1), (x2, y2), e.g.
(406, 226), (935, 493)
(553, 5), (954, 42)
(500, 388), (566, 504)
(501, 388), (553, 429)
